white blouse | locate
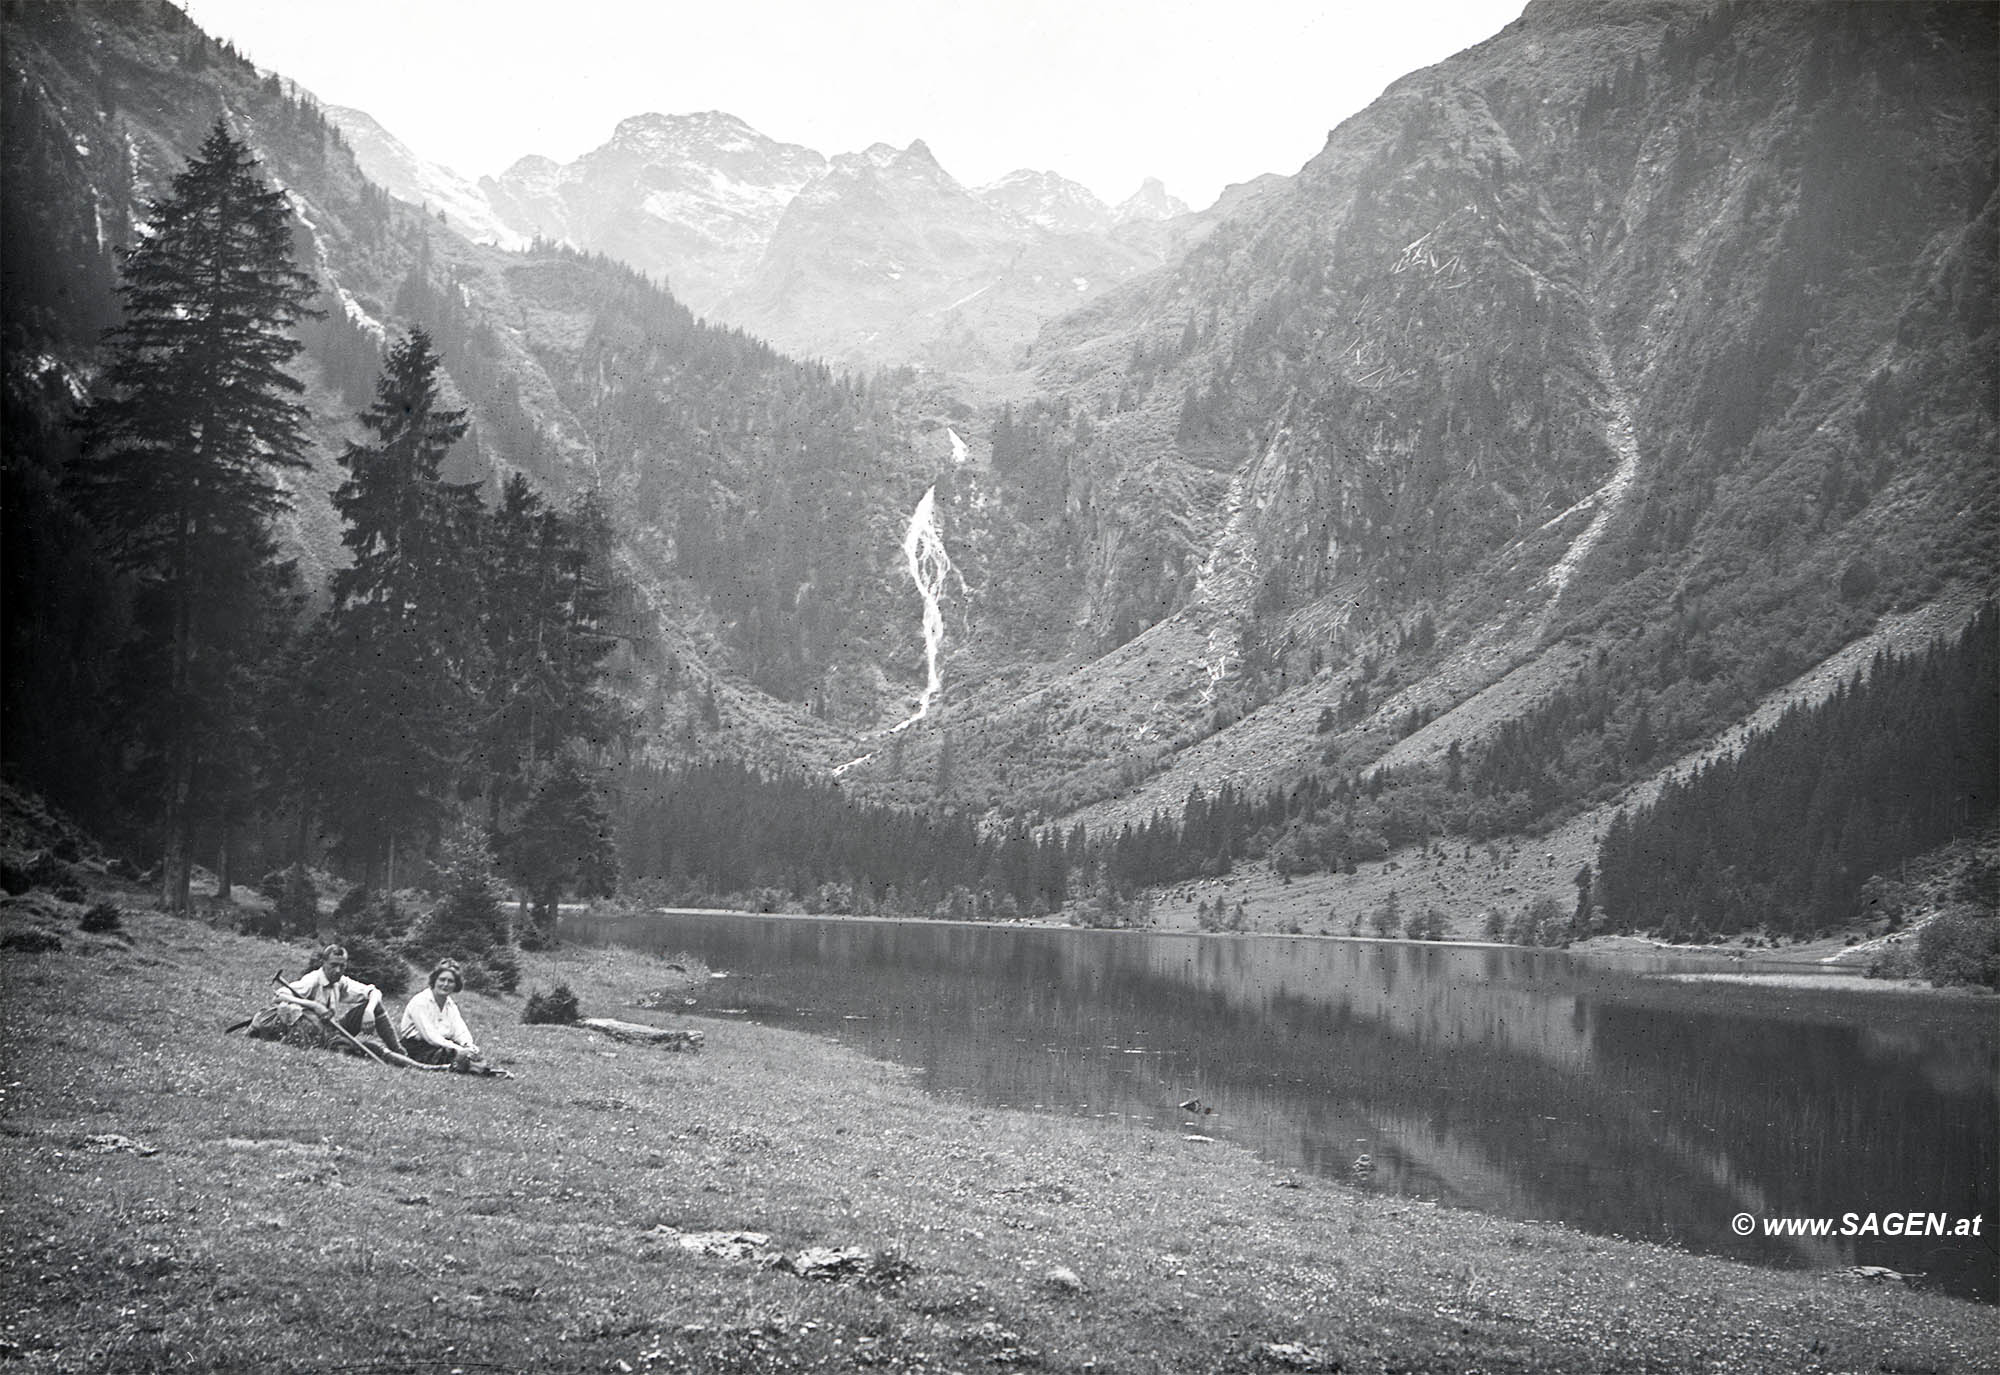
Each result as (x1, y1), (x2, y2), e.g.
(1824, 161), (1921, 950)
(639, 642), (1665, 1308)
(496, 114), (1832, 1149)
(400, 989), (478, 1054)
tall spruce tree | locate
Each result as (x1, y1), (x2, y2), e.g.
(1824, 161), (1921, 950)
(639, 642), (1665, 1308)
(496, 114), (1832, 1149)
(476, 474), (618, 826)
(73, 120), (318, 912)
(307, 328), (482, 885)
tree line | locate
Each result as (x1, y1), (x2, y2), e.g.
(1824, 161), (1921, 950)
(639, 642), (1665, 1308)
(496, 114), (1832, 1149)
(617, 760), (1072, 920)
(52, 121), (620, 931)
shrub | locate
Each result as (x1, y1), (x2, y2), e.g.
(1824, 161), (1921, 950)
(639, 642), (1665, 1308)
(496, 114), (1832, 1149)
(462, 944), (521, 995)
(1865, 942), (1917, 980)
(78, 902), (124, 934)
(1510, 895), (1570, 946)
(1916, 908), (2000, 989)
(330, 884), (371, 924)
(338, 890), (410, 941)
(0, 929), (62, 953)
(522, 982), (580, 1025)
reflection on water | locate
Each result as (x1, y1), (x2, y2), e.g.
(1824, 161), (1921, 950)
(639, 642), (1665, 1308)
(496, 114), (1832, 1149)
(565, 911), (1999, 1302)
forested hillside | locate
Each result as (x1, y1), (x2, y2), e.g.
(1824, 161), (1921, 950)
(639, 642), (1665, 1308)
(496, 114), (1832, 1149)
(1596, 606), (1999, 939)
(0, 0), (930, 905)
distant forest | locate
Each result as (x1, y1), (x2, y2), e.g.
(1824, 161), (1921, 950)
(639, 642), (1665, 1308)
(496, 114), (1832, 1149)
(618, 761), (1074, 920)
(610, 606), (1996, 938)
(1595, 606), (1998, 938)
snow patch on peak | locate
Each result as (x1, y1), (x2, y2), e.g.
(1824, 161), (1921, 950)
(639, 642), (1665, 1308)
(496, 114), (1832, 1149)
(978, 169), (1112, 234)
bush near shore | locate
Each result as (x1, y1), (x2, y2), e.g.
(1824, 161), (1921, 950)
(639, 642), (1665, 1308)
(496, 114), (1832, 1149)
(0, 891), (1995, 1373)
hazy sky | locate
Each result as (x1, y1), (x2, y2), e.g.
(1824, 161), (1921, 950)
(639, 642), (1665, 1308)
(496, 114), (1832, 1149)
(179, 0), (1525, 209)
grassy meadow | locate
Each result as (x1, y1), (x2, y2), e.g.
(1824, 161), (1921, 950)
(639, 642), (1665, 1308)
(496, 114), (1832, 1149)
(1, 889), (1995, 1373)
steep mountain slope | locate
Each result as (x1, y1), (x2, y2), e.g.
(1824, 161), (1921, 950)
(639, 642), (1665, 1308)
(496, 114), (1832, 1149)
(323, 103), (526, 249)
(844, 0), (1997, 852)
(0, 0), (933, 805)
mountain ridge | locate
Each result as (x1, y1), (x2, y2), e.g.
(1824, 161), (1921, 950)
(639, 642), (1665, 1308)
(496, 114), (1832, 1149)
(330, 102), (1211, 375)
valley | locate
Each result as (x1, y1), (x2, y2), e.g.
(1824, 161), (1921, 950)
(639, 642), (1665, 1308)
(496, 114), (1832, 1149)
(3, 0), (1996, 954)
(1, 1), (1996, 1364)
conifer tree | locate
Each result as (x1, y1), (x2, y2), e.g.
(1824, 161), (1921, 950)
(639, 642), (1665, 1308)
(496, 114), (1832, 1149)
(476, 474), (618, 825)
(306, 329), (482, 885)
(73, 120), (318, 911)
(404, 823), (520, 991)
(502, 753), (619, 948)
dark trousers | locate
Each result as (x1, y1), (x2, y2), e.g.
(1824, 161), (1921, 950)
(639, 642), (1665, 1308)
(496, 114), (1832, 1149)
(336, 1005), (407, 1055)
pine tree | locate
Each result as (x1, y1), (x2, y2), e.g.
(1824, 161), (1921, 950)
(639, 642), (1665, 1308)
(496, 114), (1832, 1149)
(73, 120), (319, 912)
(405, 823), (520, 991)
(306, 329), (482, 884)
(501, 753), (620, 948)
(476, 475), (619, 826)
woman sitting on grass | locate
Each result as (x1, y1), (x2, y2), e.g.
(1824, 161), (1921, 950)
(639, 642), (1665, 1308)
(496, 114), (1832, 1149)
(400, 959), (504, 1075)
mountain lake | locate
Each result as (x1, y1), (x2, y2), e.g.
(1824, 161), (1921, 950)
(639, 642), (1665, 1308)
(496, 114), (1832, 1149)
(562, 909), (1998, 1303)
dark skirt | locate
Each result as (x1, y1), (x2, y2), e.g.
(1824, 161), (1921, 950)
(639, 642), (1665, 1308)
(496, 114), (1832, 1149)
(403, 1038), (457, 1067)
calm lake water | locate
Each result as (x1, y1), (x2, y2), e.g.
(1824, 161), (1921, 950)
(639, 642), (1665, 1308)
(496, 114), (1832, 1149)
(563, 911), (1999, 1303)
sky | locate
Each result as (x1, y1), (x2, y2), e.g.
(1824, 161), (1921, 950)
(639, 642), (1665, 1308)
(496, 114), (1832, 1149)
(179, 0), (1526, 210)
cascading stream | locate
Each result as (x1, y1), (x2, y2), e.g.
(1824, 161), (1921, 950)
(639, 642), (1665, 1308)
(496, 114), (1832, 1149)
(835, 444), (966, 772)
(888, 484), (956, 733)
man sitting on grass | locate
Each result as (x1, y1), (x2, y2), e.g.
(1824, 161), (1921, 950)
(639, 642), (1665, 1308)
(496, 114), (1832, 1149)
(250, 943), (412, 1060)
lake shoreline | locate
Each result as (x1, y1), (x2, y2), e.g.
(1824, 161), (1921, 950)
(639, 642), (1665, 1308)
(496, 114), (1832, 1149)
(630, 905), (1991, 997)
(2, 894), (1995, 1371)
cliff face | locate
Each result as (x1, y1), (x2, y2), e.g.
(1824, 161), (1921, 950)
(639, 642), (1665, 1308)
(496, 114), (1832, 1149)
(859, 0), (1997, 823)
(1037, 0), (1992, 642)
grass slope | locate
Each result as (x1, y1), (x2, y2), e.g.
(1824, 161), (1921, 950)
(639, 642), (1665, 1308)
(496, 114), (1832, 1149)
(2, 895), (1995, 1373)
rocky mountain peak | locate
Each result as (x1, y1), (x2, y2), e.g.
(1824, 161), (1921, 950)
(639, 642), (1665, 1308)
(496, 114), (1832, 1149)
(978, 169), (1114, 235)
(599, 109), (818, 173)
(498, 153), (561, 180)
(473, 111), (827, 312)
(579, 110), (824, 184)
(1113, 177), (1190, 223)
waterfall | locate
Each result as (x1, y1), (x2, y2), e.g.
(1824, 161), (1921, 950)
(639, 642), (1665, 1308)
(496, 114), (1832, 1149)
(889, 485), (955, 733)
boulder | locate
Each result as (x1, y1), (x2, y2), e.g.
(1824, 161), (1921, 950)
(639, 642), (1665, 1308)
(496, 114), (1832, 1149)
(579, 1017), (705, 1052)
